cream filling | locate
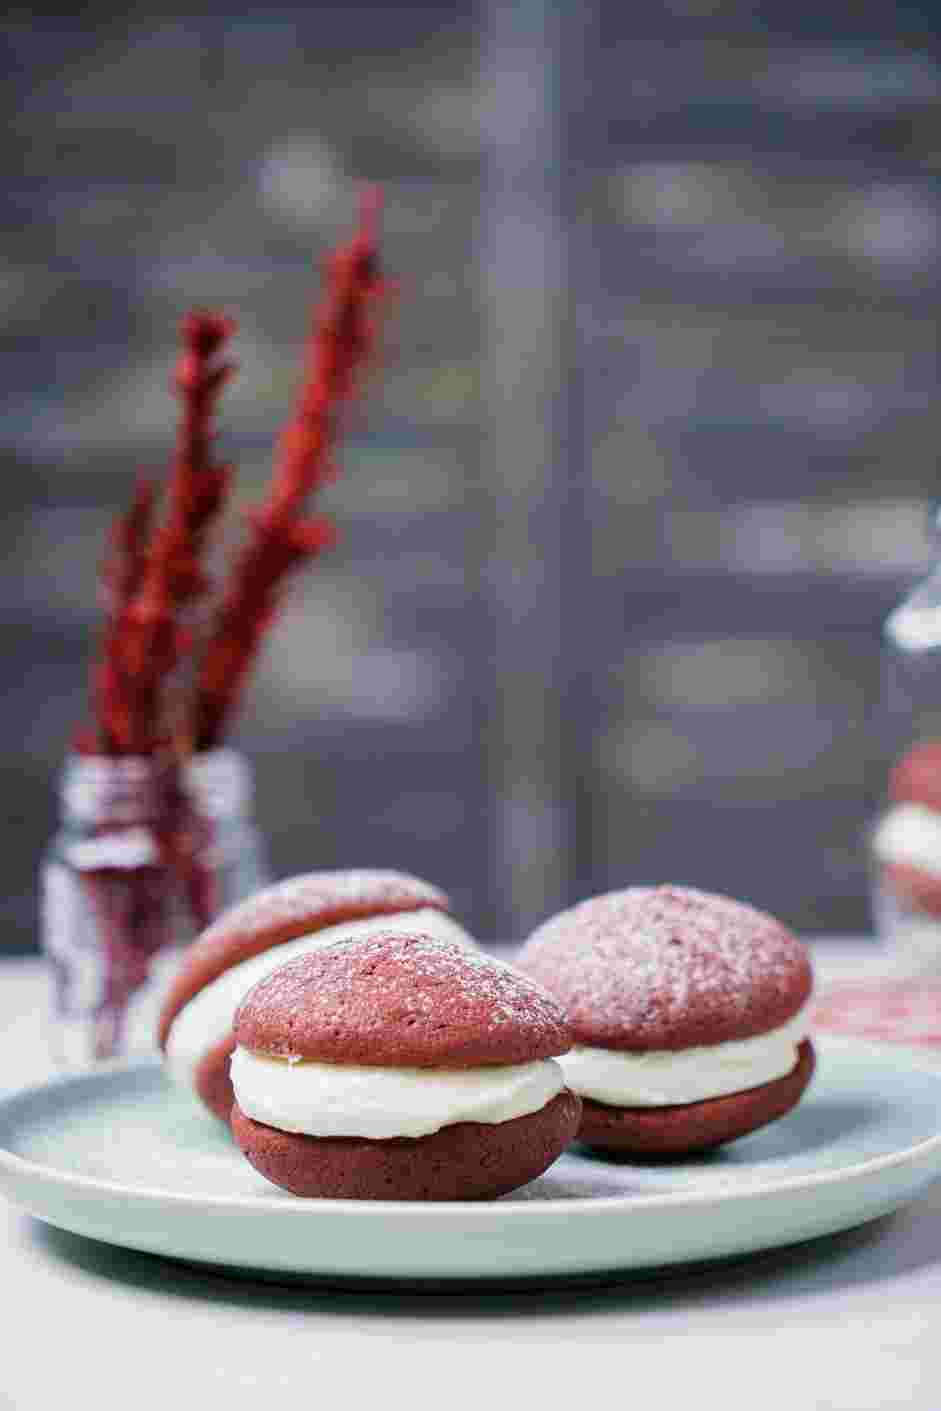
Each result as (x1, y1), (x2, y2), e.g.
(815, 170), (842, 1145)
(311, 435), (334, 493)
(164, 908), (475, 1092)
(557, 1003), (810, 1107)
(229, 1047), (565, 1139)
(873, 803), (941, 880)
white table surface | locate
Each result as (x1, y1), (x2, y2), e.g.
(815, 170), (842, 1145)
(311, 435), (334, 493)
(1, 940), (939, 1411)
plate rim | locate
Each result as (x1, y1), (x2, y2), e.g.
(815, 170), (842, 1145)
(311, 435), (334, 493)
(1, 1033), (940, 1222)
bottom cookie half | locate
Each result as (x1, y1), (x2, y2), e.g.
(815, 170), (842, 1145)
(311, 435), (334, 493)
(231, 1088), (582, 1200)
(578, 1039), (816, 1158)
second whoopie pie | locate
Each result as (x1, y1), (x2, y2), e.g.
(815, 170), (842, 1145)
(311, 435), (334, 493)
(517, 885), (815, 1157)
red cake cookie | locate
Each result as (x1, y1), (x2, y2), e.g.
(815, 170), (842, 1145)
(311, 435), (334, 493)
(158, 869), (475, 1121)
(890, 740), (941, 812)
(229, 932), (582, 1200)
(516, 885), (815, 1157)
(873, 741), (941, 922)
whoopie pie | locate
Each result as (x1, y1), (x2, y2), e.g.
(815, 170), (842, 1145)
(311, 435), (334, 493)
(517, 885), (814, 1157)
(229, 932), (582, 1200)
(157, 869), (474, 1121)
(873, 740), (941, 921)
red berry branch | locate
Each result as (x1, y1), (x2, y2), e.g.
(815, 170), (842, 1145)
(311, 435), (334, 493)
(146, 310), (236, 614)
(90, 474), (157, 755)
(190, 192), (387, 751)
(104, 473), (157, 607)
(84, 191), (388, 760)
(90, 313), (236, 756)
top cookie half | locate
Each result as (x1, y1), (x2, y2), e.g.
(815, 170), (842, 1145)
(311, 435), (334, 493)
(517, 884), (812, 1052)
(157, 869), (450, 1049)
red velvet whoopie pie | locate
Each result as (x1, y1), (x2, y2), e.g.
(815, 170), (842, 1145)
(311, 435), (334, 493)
(158, 869), (475, 1121)
(229, 932), (582, 1200)
(517, 885), (815, 1158)
(874, 740), (941, 921)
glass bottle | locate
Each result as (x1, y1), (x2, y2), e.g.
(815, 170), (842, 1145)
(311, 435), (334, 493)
(40, 748), (269, 1066)
(871, 521), (941, 972)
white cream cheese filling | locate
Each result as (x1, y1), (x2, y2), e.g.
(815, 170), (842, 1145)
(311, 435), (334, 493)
(556, 1003), (810, 1108)
(164, 908), (475, 1092)
(229, 1047), (565, 1139)
(873, 803), (941, 880)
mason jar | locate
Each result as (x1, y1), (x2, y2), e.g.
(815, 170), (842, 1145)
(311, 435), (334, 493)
(40, 748), (269, 1066)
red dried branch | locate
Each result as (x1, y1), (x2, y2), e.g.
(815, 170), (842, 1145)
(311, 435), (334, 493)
(93, 475), (157, 754)
(190, 191), (387, 751)
(95, 312), (236, 756)
(103, 474), (157, 607)
(151, 310), (236, 609)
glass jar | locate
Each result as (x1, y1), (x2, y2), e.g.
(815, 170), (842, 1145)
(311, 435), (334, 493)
(40, 748), (269, 1066)
(871, 534), (941, 972)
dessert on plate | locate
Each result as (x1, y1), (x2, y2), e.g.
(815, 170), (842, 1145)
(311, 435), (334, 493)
(873, 740), (941, 924)
(229, 931), (582, 1199)
(516, 884), (814, 1157)
(157, 869), (475, 1120)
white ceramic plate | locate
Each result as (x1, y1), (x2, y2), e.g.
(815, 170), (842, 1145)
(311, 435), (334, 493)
(1, 1035), (940, 1286)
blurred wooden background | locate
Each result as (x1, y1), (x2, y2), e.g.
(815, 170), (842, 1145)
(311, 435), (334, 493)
(1, 1), (938, 946)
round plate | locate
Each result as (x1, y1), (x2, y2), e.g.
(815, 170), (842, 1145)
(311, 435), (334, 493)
(1, 1035), (940, 1285)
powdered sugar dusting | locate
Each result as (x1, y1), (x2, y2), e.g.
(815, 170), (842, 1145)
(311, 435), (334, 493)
(518, 886), (812, 1052)
(235, 932), (572, 1066)
(198, 869), (449, 948)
